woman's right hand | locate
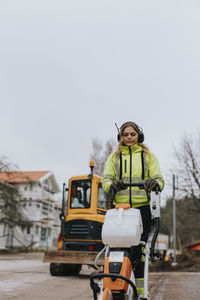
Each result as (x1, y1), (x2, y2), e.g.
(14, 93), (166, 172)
(110, 180), (126, 192)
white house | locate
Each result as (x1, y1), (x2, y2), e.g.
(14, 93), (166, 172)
(0, 171), (61, 250)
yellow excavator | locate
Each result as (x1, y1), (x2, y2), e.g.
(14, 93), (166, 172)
(44, 161), (107, 275)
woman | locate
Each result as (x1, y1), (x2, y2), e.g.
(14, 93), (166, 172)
(102, 121), (164, 297)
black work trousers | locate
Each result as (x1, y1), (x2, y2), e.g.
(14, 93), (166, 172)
(130, 205), (152, 278)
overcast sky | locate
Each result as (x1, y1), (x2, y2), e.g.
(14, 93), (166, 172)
(1, 0), (200, 202)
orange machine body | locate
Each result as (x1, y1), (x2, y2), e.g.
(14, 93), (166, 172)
(103, 253), (132, 293)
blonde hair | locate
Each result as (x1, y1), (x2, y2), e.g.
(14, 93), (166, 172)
(115, 122), (150, 155)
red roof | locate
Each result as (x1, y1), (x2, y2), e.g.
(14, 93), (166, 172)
(0, 171), (50, 183)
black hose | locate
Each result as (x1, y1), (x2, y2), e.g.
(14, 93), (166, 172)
(150, 218), (160, 260)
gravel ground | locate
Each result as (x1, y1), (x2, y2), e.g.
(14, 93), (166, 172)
(0, 252), (200, 300)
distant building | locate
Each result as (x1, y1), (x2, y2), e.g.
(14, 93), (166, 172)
(155, 234), (169, 251)
(0, 171), (61, 250)
(155, 233), (169, 260)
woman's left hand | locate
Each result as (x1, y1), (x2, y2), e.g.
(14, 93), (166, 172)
(144, 179), (160, 192)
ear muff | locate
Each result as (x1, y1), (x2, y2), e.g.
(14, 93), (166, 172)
(137, 129), (144, 143)
(117, 122), (144, 143)
(117, 133), (120, 142)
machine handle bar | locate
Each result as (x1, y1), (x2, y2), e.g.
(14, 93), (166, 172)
(109, 182), (145, 205)
(124, 182), (144, 189)
(110, 182), (159, 198)
(125, 182), (160, 194)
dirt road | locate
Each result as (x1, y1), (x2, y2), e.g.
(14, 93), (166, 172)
(0, 252), (200, 300)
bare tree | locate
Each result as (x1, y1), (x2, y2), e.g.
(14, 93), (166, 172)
(173, 132), (200, 210)
(0, 156), (18, 172)
(90, 138), (116, 177)
(0, 156), (30, 228)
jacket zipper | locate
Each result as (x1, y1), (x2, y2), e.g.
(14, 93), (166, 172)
(129, 147), (132, 206)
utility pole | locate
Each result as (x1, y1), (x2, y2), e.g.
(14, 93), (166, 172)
(10, 225), (14, 249)
(172, 174), (178, 266)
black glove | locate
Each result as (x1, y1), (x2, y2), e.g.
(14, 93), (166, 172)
(144, 179), (160, 193)
(110, 180), (126, 192)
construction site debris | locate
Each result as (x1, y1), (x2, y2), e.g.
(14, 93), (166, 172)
(149, 250), (200, 272)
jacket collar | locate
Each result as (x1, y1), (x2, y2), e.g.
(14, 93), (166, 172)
(121, 144), (142, 154)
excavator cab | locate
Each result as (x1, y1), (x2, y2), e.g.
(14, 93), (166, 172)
(59, 161), (108, 252)
(45, 161), (108, 276)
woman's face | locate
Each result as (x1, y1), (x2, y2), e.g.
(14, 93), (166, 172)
(122, 125), (138, 146)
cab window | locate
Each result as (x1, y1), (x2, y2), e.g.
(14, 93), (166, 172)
(70, 180), (91, 209)
(97, 183), (108, 209)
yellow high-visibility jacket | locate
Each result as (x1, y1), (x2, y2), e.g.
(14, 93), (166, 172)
(102, 144), (164, 208)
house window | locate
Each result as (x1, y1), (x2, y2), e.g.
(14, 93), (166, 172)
(42, 203), (48, 210)
(48, 228), (51, 237)
(41, 227), (47, 241)
(27, 225), (31, 234)
(35, 226), (39, 235)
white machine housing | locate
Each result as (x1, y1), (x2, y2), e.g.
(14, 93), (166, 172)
(101, 208), (143, 248)
(150, 191), (161, 218)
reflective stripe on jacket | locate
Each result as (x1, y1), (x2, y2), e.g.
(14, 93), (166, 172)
(102, 144), (164, 208)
